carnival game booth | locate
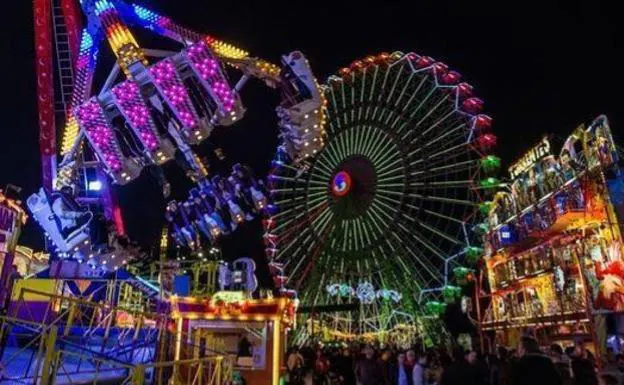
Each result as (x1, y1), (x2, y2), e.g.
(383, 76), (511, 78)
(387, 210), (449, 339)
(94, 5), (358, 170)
(478, 116), (623, 361)
(170, 293), (297, 385)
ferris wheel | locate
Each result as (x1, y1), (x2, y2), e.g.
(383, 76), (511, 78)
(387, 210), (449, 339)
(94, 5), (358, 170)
(265, 52), (496, 322)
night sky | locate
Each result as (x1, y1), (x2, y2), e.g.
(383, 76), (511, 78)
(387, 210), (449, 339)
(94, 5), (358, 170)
(0, 0), (618, 256)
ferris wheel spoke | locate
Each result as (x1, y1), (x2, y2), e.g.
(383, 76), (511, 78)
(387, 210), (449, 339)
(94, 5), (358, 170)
(368, 66), (380, 103)
(407, 127), (467, 162)
(308, 170), (330, 185)
(370, 198), (401, 220)
(348, 126), (359, 155)
(394, 76), (429, 135)
(377, 65), (405, 122)
(412, 95), (454, 135)
(410, 142), (468, 166)
(376, 170), (405, 183)
(328, 88), (342, 134)
(360, 216), (375, 247)
(410, 180), (475, 189)
(404, 203), (465, 224)
(353, 125), (366, 155)
(374, 156), (403, 175)
(390, 72), (416, 114)
(359, 69), (368, 104)
(340, 82), (350, 128)
(315, 153), (339, 176)
(282, 209), (332, 270)
(332, 133), (347, 162)
(372, 195), (401, 212)
(369, 200), (397, 224)
(350, 76), (356, 125)
(269, 175), (311, 184)
(271, 200), (326, 234)
(386, 234), (442, 286)
(371, 68), (392, 121)
(402, 212), (464, 246)
(395, 221), (447, 263)
(390, 234), (443, 287)
(408, 193), (476, 207)
(408, 113), (463, 152)
(398, 82), (437, 132)
(363, 210), (389, 243)
(410, 158), (475, 178)
(307, 179), (331, 188)
(359, 126), (382, 157)
(338, 132), (351, 160)
(367, 135), (399, 164)
(384, 64), (406, 108)
(309, 205), (335, 237)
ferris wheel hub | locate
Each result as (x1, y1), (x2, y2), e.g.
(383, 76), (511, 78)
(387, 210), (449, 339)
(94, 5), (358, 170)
(331, 171), (352, 197)
(329, 156), (377, 220)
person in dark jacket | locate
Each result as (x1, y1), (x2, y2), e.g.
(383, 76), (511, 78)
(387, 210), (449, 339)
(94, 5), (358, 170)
(439, 348), (479, 385)
(355, 346), (383, 385)
(335, 348), (356, 385)
(570, 342), (598, 385)
(378, 349), (393, 385)
(550, 344), (573, 385)
(509, 337), (561, 385)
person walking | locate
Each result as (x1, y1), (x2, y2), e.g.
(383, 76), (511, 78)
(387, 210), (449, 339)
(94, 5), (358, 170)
(355, 346), (383, 385)
(379, 349), (393, 385)
(412, 351), (428, 385)
(509, 337), (561, 385)
(570, 342), (598, 385)
(389, 352), (410, 385)
(550, 344), (573, 385)
(439, 348), (478, 385)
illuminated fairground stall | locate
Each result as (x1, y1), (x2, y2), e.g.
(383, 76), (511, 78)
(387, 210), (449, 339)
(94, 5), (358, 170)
(477, 115), (623, 361)
(170, 294), (296, 385)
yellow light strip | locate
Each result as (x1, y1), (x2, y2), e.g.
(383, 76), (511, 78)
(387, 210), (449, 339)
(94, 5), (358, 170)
(272, 319), (281, 385)
(61, 115), (80, 155)
(206, 38), (249, 60)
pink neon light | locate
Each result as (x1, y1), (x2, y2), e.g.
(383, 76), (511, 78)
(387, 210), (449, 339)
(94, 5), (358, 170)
(148, 59), (198, 128)
(112, 81), (160, 151)
(75, 99), (124, 172)
(185, 42), (237, 113)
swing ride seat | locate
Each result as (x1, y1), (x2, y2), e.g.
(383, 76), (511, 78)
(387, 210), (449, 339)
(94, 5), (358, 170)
(27, 188), (93, 254)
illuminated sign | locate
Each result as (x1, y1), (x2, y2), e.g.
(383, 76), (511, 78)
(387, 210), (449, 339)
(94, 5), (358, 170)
(508, 137), (551, 179)
(210, 290), (247, 305)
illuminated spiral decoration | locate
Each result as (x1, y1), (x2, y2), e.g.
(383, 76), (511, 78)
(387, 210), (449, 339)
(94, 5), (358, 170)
(266, 51), (494, 315)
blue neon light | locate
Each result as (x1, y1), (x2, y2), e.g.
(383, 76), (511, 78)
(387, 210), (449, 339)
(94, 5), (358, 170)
(80, 30), (93, 52)
(94, 0), (115, 16)
(132, 4), (157, 22)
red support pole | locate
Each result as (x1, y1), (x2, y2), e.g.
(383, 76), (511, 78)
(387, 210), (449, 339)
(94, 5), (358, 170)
(34, 0), (56, 191)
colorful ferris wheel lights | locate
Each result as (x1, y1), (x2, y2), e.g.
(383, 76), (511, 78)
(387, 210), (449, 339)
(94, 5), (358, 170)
(268, 51), (497, 337)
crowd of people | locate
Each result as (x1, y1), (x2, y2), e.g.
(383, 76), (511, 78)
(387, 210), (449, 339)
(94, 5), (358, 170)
(285, 337), (621, 385)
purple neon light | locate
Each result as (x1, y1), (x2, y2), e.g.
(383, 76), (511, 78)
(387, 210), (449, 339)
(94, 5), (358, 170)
(111, 81), (160, 151)
(148, 58), (198, 128)
(75, 99), (124, 172)
(185, 41), (237, 113)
